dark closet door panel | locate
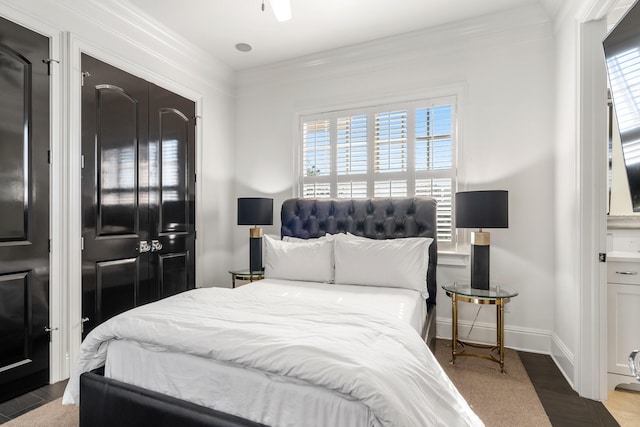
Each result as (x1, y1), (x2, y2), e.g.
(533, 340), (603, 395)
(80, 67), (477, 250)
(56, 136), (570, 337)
(148, 83), (196, 298)
(158, 253), (190, 299)
(81, 54), (150, 338)
(0, 272), (32, 368)
(0, 46), (31, 240)
(95, 85), (140, 236)
(96, 258), (139, 322)
(0, 16), (50, 402)
(157, 109), (190, 233)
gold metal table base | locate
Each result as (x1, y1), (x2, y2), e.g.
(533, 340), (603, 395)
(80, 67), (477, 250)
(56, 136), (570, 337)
(447, 291), (511, 374)
(450, 341), (505, 373)
(230, 271), (264, 288)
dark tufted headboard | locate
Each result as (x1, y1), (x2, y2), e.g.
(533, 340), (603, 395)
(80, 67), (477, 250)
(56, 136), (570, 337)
(280, 198), (438, 306)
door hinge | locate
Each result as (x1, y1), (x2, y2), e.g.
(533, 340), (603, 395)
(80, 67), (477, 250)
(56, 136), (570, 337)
(48, 150), (51, 164)
(599, 253), (607, 262)
(194, 231), (197, 240)
(81, 154), (85, 169)
(81, 71), (91, 86)
(48, 239), (51, 253)
(81, 236), (84, 251)
(42, 58), (59, 76)
(194, 173), (197, 183)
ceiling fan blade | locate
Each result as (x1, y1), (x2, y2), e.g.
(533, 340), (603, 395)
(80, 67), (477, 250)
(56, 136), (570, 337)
(269, 0), (291, 22)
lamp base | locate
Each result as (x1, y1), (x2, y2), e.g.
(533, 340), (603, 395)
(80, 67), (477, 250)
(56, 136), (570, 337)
(470, 231), (490, 290)
(249, 227), (263, 272)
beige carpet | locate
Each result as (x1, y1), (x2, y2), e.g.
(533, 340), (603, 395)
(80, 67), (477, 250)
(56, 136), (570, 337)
(2, 398), (78, 427)
(5, 341), (550, 427)
(434, 338), (551, 427)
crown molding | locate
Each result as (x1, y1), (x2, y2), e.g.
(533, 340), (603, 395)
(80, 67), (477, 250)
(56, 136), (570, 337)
(49, 0), (234, 95)
(236, 3), (552, 94)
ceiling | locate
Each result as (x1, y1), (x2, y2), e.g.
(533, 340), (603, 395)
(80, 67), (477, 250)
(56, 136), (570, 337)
(123, 0), (614, 71)
(125, 0), (546, 70)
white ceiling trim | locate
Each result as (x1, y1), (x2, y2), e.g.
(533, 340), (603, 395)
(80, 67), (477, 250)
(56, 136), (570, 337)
(577, 0), (622, 22)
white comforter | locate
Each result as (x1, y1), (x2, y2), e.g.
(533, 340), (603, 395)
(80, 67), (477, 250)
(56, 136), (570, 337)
(63, 285), (483, 427)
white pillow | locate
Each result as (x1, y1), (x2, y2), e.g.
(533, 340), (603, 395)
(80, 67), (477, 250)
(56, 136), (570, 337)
(333, 237), (433, 297)
(333, 232), (366, 241)
(282, 234), (334, 243)
(264, 234), (334, 282)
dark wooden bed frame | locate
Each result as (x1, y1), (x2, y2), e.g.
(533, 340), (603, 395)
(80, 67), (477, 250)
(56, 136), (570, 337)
(79, 197), (438, 427)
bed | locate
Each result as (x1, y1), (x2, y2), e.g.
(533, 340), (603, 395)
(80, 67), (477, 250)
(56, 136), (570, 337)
(63, 197), (483, 427)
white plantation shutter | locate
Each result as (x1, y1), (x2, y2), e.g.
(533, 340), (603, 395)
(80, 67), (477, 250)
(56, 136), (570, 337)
(415, 105), (452, 171)
(375, 110), (408, 173)
(374, 180), (407, 197)
(337, 181), (367, 198)
(416, 178), (453, 242)
(303, 120), (331, 178)
(303, 182), (331, 198)
(337, 115), (367, 175)
(300, 96), (456, 248)
(413, 103), (454, 242)
(336, 115), (368, 198)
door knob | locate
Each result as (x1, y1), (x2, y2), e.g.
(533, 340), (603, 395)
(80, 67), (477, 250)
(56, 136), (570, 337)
(81, 317), (90, 333)
(139, 241), (151, 253)
(151, 240), (163, 252)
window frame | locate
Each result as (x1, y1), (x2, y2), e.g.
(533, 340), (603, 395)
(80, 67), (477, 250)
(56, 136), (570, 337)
(295, 93), (461, 252)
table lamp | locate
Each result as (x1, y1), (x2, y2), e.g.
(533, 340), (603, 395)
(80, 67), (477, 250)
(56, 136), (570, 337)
(237, 197), (273, 272)
(455, 190), (508, 290)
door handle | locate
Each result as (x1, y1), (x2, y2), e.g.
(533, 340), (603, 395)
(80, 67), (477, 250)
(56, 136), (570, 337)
(151, 240), (163, 252)
(81, 317), (90, 333)
(139, 241), (151, 253)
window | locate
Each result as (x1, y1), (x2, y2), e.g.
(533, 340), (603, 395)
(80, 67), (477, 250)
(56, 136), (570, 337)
(300, 96), (457, 248)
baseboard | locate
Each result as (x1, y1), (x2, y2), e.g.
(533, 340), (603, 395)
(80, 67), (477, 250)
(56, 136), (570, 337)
(436, 317), (552, 354)
(550, 333), (575, 390)
(607, 372), (639, 391)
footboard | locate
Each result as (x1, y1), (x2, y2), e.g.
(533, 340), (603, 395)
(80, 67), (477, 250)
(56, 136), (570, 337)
(80, 369), (266, 427)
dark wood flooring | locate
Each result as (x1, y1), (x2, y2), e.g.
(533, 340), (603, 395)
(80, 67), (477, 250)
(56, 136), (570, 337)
(519, 352), (620, 427)
(0, 380), (67, 424)
(0, 355), (622, 426)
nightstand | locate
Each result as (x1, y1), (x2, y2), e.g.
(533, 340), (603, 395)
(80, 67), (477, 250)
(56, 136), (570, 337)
(442, 282), (518, 373)
(229, 269), (264, 288)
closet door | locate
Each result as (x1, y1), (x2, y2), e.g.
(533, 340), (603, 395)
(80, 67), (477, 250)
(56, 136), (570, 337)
(0, 17), (50, 401)
(147, 84), (196, 299)
(81, 54), (150, 338)
(81, 55), (196, 338)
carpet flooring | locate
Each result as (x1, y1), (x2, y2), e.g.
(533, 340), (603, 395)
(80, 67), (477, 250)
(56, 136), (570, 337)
(435, 339), (551, 426)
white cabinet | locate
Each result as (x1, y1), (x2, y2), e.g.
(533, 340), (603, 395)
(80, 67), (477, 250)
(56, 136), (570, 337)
(607, 260), (640, 388)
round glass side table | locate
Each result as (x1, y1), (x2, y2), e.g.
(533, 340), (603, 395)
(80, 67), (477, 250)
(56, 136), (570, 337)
(229, 269), (265, 288)
(442, 282), (519, 373)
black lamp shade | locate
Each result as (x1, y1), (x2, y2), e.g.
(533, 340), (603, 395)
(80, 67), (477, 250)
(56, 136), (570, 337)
(237, 198), (273, 226)
(455, 190), (508, 229)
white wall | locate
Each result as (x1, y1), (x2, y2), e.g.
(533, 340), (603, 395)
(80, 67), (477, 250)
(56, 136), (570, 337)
(551, 0), (610, 399)
(552, 1), (582, 387)
(0, 0), (236, 381)
(235, 4), (556, 353)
